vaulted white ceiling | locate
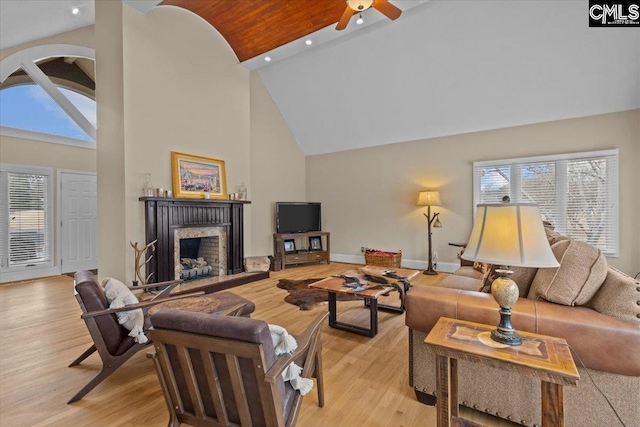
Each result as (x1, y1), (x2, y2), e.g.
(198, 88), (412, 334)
(0, 1), (94, 50)
(257, 0), (640, 155)
(0, 0), (158, 50)
(2, 0), (638, 156)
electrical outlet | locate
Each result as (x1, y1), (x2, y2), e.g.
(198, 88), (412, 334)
(361, 246), (366, 253)
(433, 251), (439, 260)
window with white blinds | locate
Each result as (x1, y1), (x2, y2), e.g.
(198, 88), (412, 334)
(0, 165), (54, 270)
(473, 149), (619, 256)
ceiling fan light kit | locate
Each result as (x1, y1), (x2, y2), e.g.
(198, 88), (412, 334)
(336, 0), (402, 31)
(347, 0), (374, 11)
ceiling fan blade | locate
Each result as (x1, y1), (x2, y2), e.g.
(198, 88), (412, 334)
(336, 7), (355, 30)
(372, 0), (402, 20)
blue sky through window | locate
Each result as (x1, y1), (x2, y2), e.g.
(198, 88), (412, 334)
(0, 84), (95, 142)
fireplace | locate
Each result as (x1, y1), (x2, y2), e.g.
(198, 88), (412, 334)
(141, 197), (246, 283)
(174, 227), (227, 280)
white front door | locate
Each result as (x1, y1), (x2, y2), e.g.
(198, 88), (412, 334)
(60, 172), (97, 273)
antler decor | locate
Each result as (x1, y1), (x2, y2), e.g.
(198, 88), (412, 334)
(130, 240), (157, 285)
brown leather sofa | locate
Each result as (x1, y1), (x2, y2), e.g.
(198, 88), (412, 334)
(405, 235), (640, 426)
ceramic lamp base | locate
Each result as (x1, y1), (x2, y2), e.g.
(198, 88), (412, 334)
(490, 269), (522, 346)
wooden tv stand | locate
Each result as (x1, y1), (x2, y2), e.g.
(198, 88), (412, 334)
(273, 231), (330, 270)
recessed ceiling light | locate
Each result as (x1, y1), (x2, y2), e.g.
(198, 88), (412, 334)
(356, 15), (364, 25)
(264, 56), (271, 62)
(305, 39), (313, 46)
(72, 7), (80, 15)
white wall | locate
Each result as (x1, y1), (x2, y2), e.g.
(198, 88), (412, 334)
(119, 5), (251, 281)
(95, 0), (127, 279)
(306, 110), (640, 276)
(0, 135), (95, 172)
(249, 72), (306, 256)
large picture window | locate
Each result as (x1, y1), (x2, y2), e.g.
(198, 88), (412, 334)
(0, 164), (54, 276)
(473, 149), (619, 256)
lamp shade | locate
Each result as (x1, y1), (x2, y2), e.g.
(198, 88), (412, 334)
(461, 203), (559, 268)
(416, 191), (442, 207)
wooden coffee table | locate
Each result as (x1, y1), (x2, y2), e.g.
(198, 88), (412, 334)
(310, 266), (419, 337)
(425, 317), (579, 427)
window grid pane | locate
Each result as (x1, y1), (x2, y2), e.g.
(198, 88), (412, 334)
(473, 151), (618, 256)
(7, 172), (51, 266)
(520, 161), (556, 224)
(565, 158), (616, 253)
(478, 166), (511, 205)
(0, 84), (92, 142)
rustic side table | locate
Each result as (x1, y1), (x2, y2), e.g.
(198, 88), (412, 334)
(424, 317), (579, 427)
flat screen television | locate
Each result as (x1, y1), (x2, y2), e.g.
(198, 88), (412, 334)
(276, 202), (321, 234)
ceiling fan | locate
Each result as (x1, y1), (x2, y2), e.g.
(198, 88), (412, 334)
(336, 0), (402, 31)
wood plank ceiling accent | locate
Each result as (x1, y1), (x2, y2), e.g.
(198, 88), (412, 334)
(160, 0), (347, 62)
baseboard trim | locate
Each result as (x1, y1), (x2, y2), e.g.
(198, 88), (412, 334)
(330, 253), (458, 273)
(0, 266), (60, 284)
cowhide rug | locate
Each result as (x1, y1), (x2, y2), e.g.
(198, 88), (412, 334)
(276, 278), (360, 310)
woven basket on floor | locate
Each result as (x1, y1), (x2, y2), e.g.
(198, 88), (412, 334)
(364, 250), (402, 268)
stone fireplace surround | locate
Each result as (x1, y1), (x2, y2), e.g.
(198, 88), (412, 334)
(141, 197), (260, 288)
(174, 227), (227, 280)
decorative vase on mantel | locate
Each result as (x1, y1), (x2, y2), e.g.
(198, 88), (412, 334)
(142, 173), (155, 197)
(238, 182), (247, 201)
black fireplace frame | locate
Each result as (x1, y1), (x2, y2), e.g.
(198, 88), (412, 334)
(140, 197), (249, 283)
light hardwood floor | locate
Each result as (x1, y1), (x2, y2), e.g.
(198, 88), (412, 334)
(0, 263), (517, 427)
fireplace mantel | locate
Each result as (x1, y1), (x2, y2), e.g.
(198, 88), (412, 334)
(140, 197), (249, 283)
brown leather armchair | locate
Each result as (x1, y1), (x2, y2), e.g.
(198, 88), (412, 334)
(68, 270), (255, 404)
(148, 308), (328, 427)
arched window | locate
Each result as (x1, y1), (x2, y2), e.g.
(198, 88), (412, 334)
(0, 45), (96, 148)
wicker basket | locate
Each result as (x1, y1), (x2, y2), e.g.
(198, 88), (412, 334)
(364, 250), (402, 268)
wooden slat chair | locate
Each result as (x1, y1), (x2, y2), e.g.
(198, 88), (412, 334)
(69, 270), (256, 404)
(68, 270), (191, 403)
(148, 309), (328, 427)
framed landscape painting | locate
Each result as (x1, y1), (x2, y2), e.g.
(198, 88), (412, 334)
(171, 151), (227, 199)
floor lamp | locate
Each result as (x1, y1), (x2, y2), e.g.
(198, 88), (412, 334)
(417, 191), (442, 275)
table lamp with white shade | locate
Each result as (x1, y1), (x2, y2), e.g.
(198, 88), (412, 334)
(461, 203), (559, 345)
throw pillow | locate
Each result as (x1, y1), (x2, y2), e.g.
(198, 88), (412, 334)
(586, 267), (640, 323)
(542, 221), (571, 246)
(102, 277), (148, 344)
(527, 239), (607, 306)
(510, 267), (538, 297)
